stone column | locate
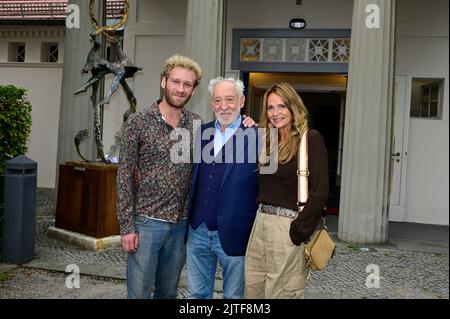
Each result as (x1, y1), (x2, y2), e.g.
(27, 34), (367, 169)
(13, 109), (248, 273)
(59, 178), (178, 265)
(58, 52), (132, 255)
(338, 0), (396, 244)
(184, 0), (226, 122)
(56, 0), (105, 168)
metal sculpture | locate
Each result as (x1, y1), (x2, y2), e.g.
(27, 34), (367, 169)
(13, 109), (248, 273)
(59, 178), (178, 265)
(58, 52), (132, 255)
(74, 0), (141, 163)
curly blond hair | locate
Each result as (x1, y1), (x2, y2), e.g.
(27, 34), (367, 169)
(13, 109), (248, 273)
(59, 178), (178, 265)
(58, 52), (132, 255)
(161, 54), (202, 87)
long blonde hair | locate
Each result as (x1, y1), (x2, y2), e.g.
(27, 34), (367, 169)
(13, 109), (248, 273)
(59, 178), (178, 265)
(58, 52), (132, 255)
(259, 82), (309, 165)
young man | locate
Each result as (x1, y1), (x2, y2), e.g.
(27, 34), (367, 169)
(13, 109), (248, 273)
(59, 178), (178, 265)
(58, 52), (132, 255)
(117, 55), (202, 299)
(186, 77), (259, 299)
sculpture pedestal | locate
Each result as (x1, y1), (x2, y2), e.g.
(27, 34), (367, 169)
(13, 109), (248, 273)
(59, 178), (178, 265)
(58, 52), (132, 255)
(55, 161), (120, 238)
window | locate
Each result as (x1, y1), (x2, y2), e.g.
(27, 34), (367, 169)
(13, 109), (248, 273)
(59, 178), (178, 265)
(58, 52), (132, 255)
(410, 78), (444, 119)
(41, 43), (59, 63)
(8, 43), (25, 62)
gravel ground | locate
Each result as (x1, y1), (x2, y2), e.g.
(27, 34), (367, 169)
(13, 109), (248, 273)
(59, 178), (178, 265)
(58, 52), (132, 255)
(0, 267), (127, 299)
(2, 242), (447, 299)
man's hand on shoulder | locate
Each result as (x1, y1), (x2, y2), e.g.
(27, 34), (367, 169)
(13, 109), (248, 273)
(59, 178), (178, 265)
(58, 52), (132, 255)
(121, 233), (139, 253)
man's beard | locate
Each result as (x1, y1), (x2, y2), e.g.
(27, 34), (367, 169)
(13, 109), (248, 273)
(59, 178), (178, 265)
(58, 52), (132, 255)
(215, 109), (240, 127)
(164, 88), (192, 109)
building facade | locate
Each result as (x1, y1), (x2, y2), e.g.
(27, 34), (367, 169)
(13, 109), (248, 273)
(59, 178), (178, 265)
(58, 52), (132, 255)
(1, 0), (448, 243)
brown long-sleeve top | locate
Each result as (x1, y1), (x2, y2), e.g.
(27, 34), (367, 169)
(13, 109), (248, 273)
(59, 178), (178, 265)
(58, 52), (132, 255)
(257, 129), (329, 243)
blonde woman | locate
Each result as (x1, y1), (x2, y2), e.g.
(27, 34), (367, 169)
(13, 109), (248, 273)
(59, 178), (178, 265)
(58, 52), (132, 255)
(245, 82), (329, 299)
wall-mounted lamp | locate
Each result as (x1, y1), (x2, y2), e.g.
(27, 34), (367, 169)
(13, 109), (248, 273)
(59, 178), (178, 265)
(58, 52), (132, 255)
(289, 18), (306, 29)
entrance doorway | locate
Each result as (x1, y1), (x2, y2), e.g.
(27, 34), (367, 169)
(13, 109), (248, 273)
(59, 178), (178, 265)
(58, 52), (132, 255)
(302, 92), (342, 212)
(243, 72), (347, 214)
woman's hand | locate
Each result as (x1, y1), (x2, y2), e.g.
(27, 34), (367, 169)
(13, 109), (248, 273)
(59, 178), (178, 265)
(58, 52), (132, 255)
(242, 114), (258, 128)
(289, 218), (304, 246)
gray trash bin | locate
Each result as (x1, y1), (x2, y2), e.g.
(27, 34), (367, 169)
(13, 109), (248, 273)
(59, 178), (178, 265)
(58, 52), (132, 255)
(2, 155), (37, 264)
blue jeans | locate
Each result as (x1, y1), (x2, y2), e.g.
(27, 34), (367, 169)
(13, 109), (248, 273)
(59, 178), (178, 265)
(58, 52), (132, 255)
(127, 216), (186, 299)
(186, 223), (245, 299)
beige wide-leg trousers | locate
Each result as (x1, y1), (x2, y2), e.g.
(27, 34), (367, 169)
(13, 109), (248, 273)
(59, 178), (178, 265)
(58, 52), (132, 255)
(245, 210), (309, 299)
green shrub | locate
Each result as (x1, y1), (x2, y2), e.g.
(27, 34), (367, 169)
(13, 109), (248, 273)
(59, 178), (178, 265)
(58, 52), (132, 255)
(0, 85), (32, 174)
(0, 174), (3, 262)
(0, 85), (32, 261)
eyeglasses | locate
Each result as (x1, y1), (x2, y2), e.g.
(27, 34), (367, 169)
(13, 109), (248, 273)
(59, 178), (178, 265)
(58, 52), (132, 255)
(211, 97), (237, 106)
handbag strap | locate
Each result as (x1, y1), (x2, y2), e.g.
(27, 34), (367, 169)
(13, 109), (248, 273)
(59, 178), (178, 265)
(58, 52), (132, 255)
(297, 130), (309, 211)
(297, 130), (327, 229)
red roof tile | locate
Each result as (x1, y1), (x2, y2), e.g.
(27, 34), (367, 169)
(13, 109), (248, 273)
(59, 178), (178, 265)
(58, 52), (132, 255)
(0, 0), (125, 20)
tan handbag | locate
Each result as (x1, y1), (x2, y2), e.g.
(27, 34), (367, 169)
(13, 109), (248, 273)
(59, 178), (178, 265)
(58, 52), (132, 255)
(297, 131), (335, 271)
(304, 224), (335, 271)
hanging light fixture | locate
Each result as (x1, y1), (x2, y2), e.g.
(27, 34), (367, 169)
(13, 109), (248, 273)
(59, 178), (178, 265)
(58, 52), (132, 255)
(289, 18), (306, 29)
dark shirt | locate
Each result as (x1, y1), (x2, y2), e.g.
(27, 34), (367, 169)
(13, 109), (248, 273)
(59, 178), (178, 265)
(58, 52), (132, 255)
(258, 129), (329, 242)
(116, 100), (202, 235)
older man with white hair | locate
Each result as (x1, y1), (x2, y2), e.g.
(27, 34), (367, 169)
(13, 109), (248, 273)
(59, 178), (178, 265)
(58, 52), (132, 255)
(185, 77), (260, 299)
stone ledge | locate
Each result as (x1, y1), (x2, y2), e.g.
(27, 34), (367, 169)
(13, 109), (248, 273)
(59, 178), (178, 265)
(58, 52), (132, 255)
(47, 226), (121, 251)
(0, 263), (18, 274)
(21, 260), (126, 280)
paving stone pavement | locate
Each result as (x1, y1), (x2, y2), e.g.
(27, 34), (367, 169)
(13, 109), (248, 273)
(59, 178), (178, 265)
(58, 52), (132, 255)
(0, 188), (448, 299)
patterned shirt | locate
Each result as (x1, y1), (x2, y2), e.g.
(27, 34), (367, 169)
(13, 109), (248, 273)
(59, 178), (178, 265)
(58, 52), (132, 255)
(117, 100), (202, 235)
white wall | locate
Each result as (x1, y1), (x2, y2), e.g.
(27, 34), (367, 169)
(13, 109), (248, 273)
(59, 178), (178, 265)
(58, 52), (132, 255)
(0, 65), (63, 188)
(396, 0), (449, 225)
(0, 26), (64, 188)
(225, 0), (353, 71)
